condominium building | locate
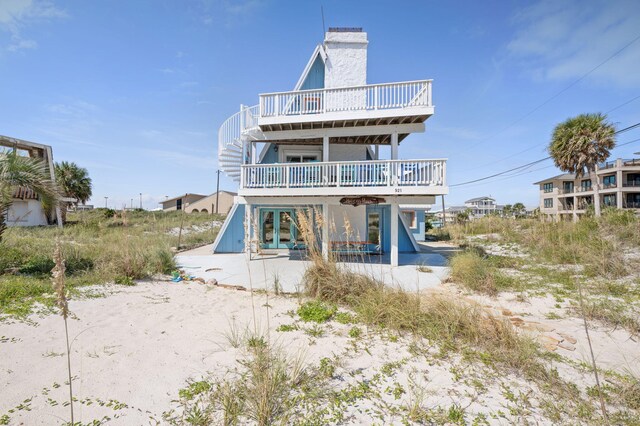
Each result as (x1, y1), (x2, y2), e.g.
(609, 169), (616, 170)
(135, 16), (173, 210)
(534, 158), (640, 220)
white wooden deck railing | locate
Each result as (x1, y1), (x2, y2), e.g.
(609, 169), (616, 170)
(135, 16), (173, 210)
(240, 159), (446, 190)
(259, 80), (433, 118)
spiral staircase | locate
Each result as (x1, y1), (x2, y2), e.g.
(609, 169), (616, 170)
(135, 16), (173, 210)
(217, 105), (261, 182)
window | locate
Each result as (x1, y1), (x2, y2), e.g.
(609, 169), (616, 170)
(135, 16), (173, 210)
(603, 194), (616, 207)
(403, 211), (417, 228)
(627, 174), (640, 186)
(603, 175), (616, 188)
(581, 179), (592, 191)
(285, 153), (319, 163)
(367, 212), (381, 245)
(543, 183), (553, 193)
(544, 198), (553, 208)
(563, 181), (574, 193)
(626, 193), (640, 208)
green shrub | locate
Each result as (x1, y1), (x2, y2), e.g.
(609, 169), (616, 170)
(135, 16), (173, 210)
(297, 300), (336, 323)
(449, 250), (498, 295)
(18, 257), (55, 276)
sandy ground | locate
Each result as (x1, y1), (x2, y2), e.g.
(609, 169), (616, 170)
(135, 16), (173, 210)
(1, 277), (639, 424)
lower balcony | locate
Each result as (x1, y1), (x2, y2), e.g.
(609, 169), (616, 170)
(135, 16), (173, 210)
(239, 159), (447, 197)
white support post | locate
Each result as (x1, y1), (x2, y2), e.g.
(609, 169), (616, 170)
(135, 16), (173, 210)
(250, 142), (256, 165)
(390, 132), (398, 160)
(616, 161), (623, 209)
(245, 203), (252, 258)
(323, 135), (330, 162)
(390, 202), (399, 267)
(322, 202), (330, 260)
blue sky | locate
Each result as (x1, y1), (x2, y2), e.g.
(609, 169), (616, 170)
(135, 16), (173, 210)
(1, 0), (639, 209)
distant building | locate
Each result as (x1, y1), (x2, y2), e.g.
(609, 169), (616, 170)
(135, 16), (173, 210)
(1, 135), (61, 227)
(534, 157), (640, 220)
(464, 196), (502, 218)
(160, 193), (206, 212)
(160, 191), (237, 214)
(430, 196), (502, 226)
(185, 191), (237, 215)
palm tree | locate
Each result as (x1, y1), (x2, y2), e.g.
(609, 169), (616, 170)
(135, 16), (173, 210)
(54, 161), (92, 208)
(0, 150), (61, 241)
(512, 202), (526, 218)
(548, 113), (616, 217)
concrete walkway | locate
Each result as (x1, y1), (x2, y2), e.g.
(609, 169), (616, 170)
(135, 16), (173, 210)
(176, 245), (449, 293)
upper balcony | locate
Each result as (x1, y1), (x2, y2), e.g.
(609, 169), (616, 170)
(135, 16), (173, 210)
(239, 158), (446, 197)
(257, 80), (434, 131)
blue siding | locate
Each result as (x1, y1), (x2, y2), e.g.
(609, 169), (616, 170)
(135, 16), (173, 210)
(366, 205), (417, 253)
(300, 55), (325, 90)
(398, 217), (415, 252)
(260, 143), (278, 164)
(213, 204), (245, 253)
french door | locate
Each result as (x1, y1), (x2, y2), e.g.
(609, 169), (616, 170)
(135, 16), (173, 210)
(260, 209), (296, 249)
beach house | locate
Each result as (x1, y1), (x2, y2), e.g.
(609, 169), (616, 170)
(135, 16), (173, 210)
(212, 28), (447, 265)
(1, 135), (61, 227)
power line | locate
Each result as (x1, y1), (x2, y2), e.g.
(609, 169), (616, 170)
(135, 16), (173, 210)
(466, 31), (640, 151)
(466, 98), (640, 173)
(605, 94), (640, 114)
(451, 126), (640, 188)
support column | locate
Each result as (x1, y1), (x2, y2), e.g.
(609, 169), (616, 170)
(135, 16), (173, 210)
(616, 160), (623, 209)
(245, 203), (252, 258)
(322, 135), (330, 162)
(322, 202), (330, 260)
(390, 132), (398, 160)
(250, 142), (257, 165)
(374, 145), (379, 160)
(390, 201), (399, 267)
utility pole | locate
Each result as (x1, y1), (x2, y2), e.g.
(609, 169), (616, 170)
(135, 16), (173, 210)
(130, 198), (133, 209)
(215, 169), (220, 214)
(440, 195), (446, 228)
(139, 193), (142, 210)
(104, 196), (108, 208)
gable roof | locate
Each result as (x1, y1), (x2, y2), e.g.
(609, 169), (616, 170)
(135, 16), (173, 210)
(293, 44), (326, 91)
(162, 193), (207, 204)
(465, 196), (494, 203)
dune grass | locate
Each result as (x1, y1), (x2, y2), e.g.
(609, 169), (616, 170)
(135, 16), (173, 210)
(438, 209), (638, 279)
(0, 209), (223, 316)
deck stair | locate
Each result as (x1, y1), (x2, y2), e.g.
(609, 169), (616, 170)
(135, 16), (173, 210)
(218, 105), (261, 181)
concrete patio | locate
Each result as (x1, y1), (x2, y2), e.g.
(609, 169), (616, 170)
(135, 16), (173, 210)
(176, 245), (450, 293)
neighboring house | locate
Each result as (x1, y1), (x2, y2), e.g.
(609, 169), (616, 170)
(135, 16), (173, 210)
(161, 193), (206, 211)
(213, 28), (447, 266)
(430, 197), (500, 226)
(464, 196), (502, 218)
(185, 191), (237, 214)
(534, 157), (640, 221)
(74, 204), (94, 211)
(1, 135), (61, 227)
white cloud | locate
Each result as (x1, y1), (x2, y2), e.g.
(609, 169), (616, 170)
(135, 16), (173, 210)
(507, 0), (640, 88)
(7, 35), (36, 51)
(0, 0), (66, 52)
